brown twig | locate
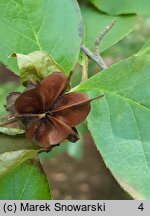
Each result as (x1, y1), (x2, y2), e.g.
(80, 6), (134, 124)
(80, 20), (115, 70)
(80, 45), (107, 69)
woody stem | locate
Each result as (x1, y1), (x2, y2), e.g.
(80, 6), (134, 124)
(80, 20), (115, 70)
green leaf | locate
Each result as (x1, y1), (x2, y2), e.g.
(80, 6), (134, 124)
(0, 134), (38, 176)
(76, 54), (150, 199)
(0, 150), (37, 177)
(67, 121), (87, 160)
(0, 134), (38, 155)
(0, 127), (24, 135)
(40, 140), (82, 161)
(67, 139), (82, 160)
(137, 40), (150, 56)
(89, 0), (150, 16)
(0, 83), (23, 115)
(81, 5), (136, 53)
(0, 83), (38, 176)
(0, 161), (51, 199)
(39, 142), (69, 161)
(0, 0), (82, 74)
(10, 51), (62, 84)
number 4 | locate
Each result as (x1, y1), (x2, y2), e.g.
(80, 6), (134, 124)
(138, 203), (144, 211)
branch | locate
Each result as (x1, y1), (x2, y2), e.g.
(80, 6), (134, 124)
(80, 45), (107, 69)
(80, 20), (115, 70)
(94, 20), (115, 57)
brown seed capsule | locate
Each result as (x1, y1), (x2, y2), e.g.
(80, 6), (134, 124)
(7, 72), (103, 149)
